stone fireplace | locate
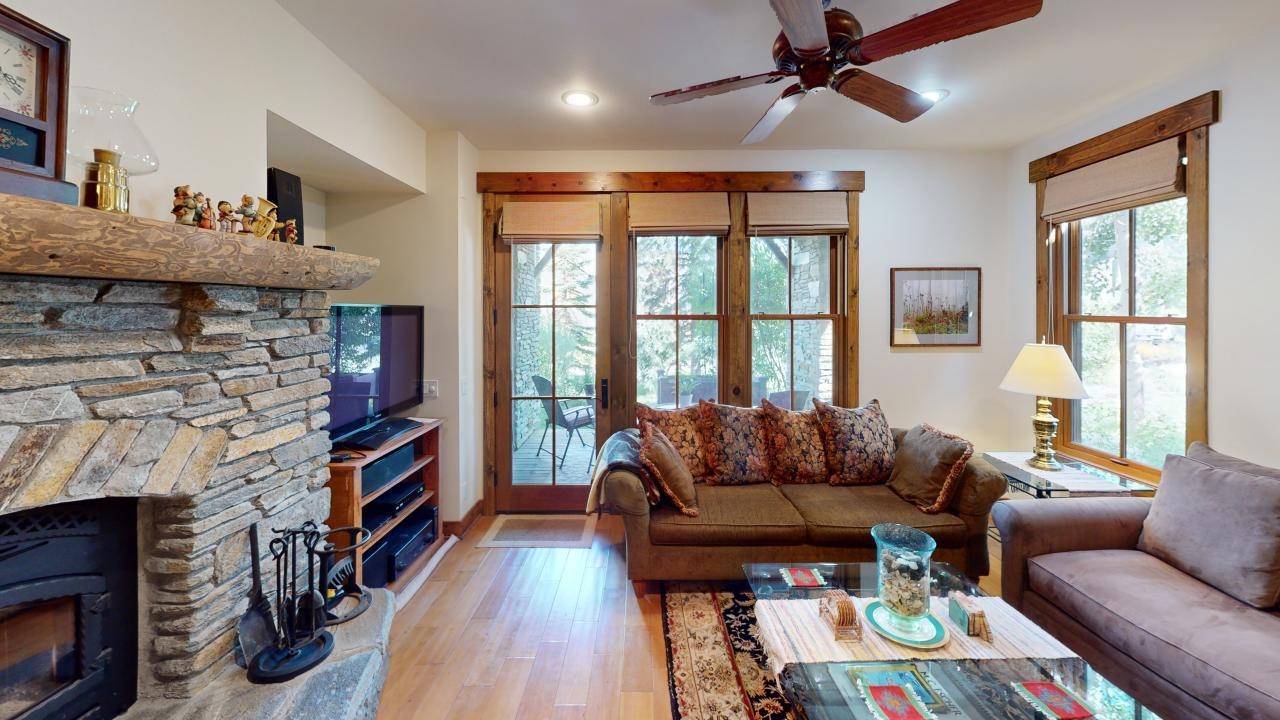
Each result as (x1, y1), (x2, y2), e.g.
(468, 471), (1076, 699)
(0, 194), (387, 719)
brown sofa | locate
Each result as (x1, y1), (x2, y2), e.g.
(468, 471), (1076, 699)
(597, 428), (1007, 581)
(993, 497), (1280, 720)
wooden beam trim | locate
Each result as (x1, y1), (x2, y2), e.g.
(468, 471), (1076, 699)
(1184, 127), (1209, 445)
(1028, 91), (1219, 183)
(476, 171), (865, 194)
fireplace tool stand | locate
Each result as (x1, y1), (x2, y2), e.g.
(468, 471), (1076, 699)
(247, 521), (335, 684)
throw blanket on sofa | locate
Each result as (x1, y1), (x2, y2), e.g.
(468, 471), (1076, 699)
(586, 428), (654, 514)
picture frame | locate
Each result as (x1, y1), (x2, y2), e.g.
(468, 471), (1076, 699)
(890, 267), (982, 347)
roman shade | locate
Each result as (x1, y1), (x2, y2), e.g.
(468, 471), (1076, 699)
(628, 192), (730, 234)
(500, 201), (602, 243)
(1041, 139), (1184, 223)
(747, 192), (848, 235)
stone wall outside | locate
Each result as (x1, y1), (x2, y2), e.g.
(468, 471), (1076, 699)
(0, 274), (335, 699)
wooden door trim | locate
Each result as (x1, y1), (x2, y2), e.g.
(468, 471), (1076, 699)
(477, 171), (865, 194)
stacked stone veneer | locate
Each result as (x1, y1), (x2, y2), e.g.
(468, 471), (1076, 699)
(0, 273), (335, 699)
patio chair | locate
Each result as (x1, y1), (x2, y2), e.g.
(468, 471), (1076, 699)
(766, 389), (811, 410)
(532, 375), (595, 468)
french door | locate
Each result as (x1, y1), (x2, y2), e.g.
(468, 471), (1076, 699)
(493, 195), (614, 512)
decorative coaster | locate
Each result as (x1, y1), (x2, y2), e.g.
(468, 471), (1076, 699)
(864, 600), (950, 649)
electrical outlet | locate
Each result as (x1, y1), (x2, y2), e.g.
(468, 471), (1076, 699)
(423, 379), (439, 399)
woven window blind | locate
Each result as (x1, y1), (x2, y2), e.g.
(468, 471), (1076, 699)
(1042, 139), (1184, 223)
(628, 192), (730, 234)
(500, 201), (602, 243)
(747, 192), (848, 235)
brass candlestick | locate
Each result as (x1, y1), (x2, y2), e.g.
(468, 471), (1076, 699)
(81, 148), (130, 214)
(1028, 396), (1062, 470)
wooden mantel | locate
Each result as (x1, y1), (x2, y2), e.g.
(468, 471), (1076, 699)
(0, 193), (379, 290)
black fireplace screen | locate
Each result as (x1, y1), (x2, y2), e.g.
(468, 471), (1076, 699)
(0, 500), (137, 720)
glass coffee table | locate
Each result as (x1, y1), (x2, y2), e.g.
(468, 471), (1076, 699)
(744, 561), (1160, 719)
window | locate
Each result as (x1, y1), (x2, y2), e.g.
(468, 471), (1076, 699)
(750, 236), (837, 409)
(633, 235), (721, 408)
(1058, 198), (1189, 469)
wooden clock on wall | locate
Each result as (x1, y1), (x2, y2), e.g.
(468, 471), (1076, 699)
(0, 4), (76, 204)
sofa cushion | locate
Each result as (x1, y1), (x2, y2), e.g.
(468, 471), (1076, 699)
(636, 403), (710, 480)
(813, 399), (896, 486)
(1188, 441), (1280, 480)
(638, 422), (699, 517)
(698, 401), (772, 486)
(1138, 453), (1280, 608)
(1028, 549), (1280, 720)
(779, 484), (967, 547)
(887, 424), (974, 513)
(760, 399), (828, 485)
(649, 484), (805, 546)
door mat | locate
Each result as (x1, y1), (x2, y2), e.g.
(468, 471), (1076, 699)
(474, 513), (597, 548)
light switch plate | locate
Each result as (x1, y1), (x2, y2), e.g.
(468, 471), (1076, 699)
(423, 379), (439, 399)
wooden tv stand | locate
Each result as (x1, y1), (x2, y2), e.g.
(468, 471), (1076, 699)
(325, 418), (444, 592)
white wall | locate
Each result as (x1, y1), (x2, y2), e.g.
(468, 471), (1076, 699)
(327, 131), (482, 523)
(1004, 30), (1280, 467)
(480, 149), (1024, 452)
(300, 183), (326, 246)
(10, 0), (426, 221)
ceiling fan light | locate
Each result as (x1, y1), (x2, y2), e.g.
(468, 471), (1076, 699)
(921, 89), (950, 104)
(561, 90), (599, 107)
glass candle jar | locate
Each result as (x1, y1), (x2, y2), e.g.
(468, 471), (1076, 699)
(871, 523), (937, 631)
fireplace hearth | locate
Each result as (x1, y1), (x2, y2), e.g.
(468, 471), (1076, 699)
(0, 499), (137, 720)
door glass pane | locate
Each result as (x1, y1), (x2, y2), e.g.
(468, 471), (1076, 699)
(750, 237), (789, 314)
(790, 236), (830, 314)
(679, 320), (718, 405)
(511, 398), (552, 485)
(635, 319), (676, 407)
(635, 236), (675, 315)
(512, 243), (553, 305)
(511, 308), (551, 397)
(555, 243), (596, 306)
(1071, 322), (1121, 455)
(1127, 324), (1186, 467)
(0, 598), (77, 718)
(678, 236), (718, 315)
(1134, 198), (1188, 317)
(792, 319), (833, 408)
(753, 319), (789, 407)
(555, 307), (595, 398)
(1079, 210), (1129, 316)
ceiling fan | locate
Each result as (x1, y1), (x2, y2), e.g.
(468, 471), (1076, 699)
(650, 0), (1044, 143)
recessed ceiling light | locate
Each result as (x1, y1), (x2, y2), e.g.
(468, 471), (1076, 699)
(921, 89), (950, 104)
(561, 90), (599, 107)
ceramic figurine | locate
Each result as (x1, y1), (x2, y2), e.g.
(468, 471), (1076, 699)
(171, 185), (197, 225)
(282, 218), (298, 244)
(250, 197), (281, 239)
(217, 200), (236, 233)
(194, 192), (215, 230)
(237, 194), (257, 232)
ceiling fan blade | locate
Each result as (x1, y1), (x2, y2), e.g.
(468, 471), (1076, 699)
(650, 71), (791, 106)
(851, 0), (1043, 65)
(741, 84), (806, 145)
(834, 69), (934, 123)
(769, 0), (830, 56)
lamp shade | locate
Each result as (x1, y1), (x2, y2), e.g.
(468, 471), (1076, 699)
(998, 343), (1089, 399)
(66, 87), (159, 175)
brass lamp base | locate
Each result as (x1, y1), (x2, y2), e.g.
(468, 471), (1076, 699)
(1027, 396), (1063, 471)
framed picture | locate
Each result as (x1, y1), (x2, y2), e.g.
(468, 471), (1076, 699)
(890, 267), (981, 347)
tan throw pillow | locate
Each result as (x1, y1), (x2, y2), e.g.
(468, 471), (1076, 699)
(1138, 453), (1280, 608)
(635, 403), (710, 480)
(887, 423), (974, 513)
(760, 398), (828, 485)
(698, 401), (772, 485)
(638, 422), (699, 517)
(812, 399), (896, 486)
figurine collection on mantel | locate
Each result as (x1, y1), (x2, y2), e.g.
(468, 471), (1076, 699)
(172, 185), (297, 243)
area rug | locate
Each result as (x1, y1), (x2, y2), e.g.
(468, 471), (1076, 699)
(663, 583), (796, 720)
(474, 513), (597, 548)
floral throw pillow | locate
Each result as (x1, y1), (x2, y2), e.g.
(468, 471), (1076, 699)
(698, 401), (772, 485)
(635, 403), (710, 480)
(813, 399), (896, 486)
(760, 398), (828, 485)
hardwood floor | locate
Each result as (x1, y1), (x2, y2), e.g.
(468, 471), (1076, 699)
(379, 515), (1005, 720)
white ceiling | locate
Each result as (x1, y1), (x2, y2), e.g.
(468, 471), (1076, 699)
(279, 0), (1279, 152)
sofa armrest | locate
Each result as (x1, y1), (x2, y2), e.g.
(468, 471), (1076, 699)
(991, 496), (1152, 609)
(601, 469), (653, 518)
(950, 456), (1008, 517)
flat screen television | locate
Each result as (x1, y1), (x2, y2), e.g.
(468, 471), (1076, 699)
(326, 304), (424, 443)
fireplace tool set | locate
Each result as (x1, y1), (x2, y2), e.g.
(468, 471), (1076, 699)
(238, 521), (372, 683)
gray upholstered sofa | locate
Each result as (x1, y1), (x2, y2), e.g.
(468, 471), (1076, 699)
(597, 428), (1007, 582)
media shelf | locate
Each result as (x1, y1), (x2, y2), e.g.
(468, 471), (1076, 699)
(326, 418), (444, 591)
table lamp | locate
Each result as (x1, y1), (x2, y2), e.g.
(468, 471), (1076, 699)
(66, 87), (159, 214)
(998, 341), (1088, 470)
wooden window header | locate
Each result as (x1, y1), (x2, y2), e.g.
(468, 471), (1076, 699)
(628, 192), (730, 234)
(1041, 138), (1183, 223)
(499, 201), (601, 243)
(747, 191), (849, 235)
(1029, 91), (1218, 183)
(476, 171), (865, 194)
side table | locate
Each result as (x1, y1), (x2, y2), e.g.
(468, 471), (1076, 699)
(984, 452), (1154, 540)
